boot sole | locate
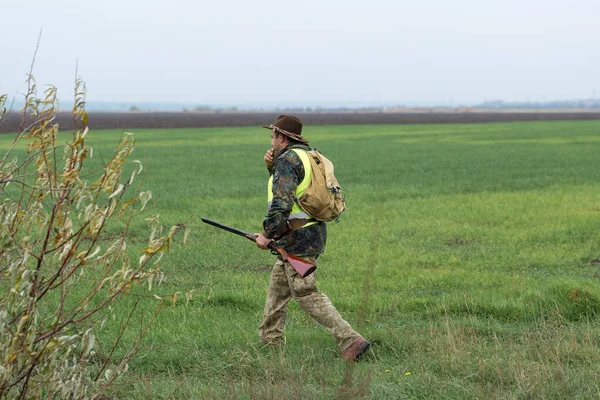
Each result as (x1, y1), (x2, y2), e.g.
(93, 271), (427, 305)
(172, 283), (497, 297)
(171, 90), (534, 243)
(355, 341), (371, 360)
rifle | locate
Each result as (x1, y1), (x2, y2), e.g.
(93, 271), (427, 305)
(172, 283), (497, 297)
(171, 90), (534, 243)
(201, 217), (317, 278)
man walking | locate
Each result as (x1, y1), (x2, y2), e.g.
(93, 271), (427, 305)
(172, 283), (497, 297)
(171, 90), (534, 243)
(254, 115), (370, 362)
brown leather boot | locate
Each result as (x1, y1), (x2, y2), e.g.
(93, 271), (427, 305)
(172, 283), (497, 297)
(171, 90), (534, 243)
(341, 336), (370, 362)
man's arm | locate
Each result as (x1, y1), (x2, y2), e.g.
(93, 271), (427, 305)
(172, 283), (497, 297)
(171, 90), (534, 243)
(262, 150), (303, 240)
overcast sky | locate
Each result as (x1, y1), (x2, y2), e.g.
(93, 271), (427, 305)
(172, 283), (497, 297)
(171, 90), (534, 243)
(1, 0), (599, 107)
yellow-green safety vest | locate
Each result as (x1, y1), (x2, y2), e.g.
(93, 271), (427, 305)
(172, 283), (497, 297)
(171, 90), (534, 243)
(268, 149), (317, 229)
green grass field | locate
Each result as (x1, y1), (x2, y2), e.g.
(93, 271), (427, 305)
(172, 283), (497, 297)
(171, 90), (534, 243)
(2, 120), (600, 399)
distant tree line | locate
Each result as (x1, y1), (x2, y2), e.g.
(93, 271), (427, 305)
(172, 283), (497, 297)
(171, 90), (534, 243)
(180, 100), (600, 113)
(181, 105), (388, 113)
(475, 98), (600, 109)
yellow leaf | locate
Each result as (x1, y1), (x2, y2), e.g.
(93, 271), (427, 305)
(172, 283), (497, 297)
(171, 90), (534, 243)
(119, 197), (136, 216)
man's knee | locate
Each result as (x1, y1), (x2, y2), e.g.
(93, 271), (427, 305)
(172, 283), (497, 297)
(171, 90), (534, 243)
(289, 272), (318, 298)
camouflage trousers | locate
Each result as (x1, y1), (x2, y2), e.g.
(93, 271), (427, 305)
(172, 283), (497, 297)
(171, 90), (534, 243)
(258, 257), (360, 352)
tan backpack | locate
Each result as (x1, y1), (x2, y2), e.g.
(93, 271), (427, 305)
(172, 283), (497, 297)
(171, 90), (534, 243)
(296, 150), (346, 222)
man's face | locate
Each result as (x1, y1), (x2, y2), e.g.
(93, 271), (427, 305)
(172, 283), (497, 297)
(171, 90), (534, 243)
(270, 129), (285, 153)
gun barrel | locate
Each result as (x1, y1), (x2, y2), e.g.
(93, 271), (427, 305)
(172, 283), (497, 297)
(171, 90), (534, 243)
(201, 217), (317, 278)
(201, 217), (256, 240)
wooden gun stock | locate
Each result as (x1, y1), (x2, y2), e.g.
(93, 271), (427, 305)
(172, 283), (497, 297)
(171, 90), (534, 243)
(201, 217), (316, 278)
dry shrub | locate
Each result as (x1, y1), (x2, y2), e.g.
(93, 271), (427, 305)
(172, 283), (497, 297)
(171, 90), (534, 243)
(0, 73), (186, 398)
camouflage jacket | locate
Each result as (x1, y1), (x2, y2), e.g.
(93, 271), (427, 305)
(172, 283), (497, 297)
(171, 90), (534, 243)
(262, 144), (327, 257)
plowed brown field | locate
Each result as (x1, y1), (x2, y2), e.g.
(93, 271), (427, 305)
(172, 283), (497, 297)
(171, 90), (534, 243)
(2, 110), (600, 133)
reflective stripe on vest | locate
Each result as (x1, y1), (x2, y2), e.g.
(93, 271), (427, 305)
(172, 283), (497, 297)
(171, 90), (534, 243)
(267, 149), (317, 229)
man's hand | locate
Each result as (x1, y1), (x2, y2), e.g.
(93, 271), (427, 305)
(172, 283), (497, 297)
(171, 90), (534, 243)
(255, 233), (272, 250)
(264, 149), (274, 168)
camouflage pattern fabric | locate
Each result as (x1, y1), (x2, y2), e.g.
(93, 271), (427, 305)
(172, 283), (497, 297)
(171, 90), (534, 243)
(258, 257), (361, 352)
(263, 144), (326, 257)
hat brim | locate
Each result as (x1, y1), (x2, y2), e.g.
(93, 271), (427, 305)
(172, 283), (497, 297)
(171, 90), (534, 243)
(262, 124), (309, 143)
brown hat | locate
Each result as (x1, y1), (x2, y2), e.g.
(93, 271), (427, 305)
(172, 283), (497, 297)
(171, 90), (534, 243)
(262, 115), (309, 143)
